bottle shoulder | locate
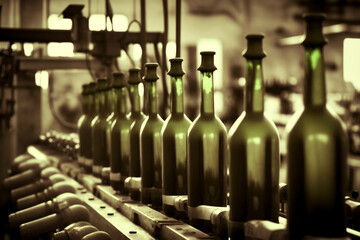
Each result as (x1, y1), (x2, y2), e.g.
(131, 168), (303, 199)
(129, 115), (146, 133)
(188, 114), (227, 137)
(128, 112), (145, 121)
(286, 106), (347, 139)
(140, 115), (164, 133)
(161, 114), (192, 136)
(111, 116), (132, 131)
(228, 112), (279, 141)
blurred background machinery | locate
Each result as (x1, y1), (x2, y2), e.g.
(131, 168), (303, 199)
(1, 0), (360, 239)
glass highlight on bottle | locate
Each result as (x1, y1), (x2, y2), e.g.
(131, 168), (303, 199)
(161, 58), (191, 216)
(110, 72), (132, 193)
(140, 63), (164, 209)
(128, 68), (146, 200)
(187, 51), (227, 231)
(286, 13), (348, 240)
(228, 34), (280, 239)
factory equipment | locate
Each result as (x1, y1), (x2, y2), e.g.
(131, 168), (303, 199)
(1, 0), (360, 239)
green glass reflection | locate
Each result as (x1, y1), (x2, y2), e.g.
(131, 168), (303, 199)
(188, 66), (227, 229)
(286, 14), (348, 240)
(228, 41), (280, 239)
(161, 71), (191, 216)
(140, 80), (164, 208)
(110, 86), (132, 193)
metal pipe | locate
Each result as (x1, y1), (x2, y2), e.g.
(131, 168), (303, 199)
(176, 0), (181, 57)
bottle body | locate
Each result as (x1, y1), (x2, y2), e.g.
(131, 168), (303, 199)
(161, 115), (191, 215)
(110, 86), (132, 193)
(91, 83), (109, 178)
(187, 114), (227, 230)
(188, 115), (227, 207)
(228, 113), (279, 225)
(140, 114), (164, 207)
(91, 117), (109, 178)
(102, 88), (116, 183)
(128, 82), (146, 200)
(287, 107), (347, 239)
(82, 88), (96, 173)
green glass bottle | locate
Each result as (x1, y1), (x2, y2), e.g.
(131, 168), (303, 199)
(161, 58), (191, 216)
(91, 78), (108, 178)
(83, 82), (97, 173)
(286, 13), (348, 240)
(140, 63), (164, 208)
(187, 51), (227, 231)
(228, 34), (280, 239)
(78, 84), (89, 168)
(110, 72), (132, 193)
(128, 69), (146, 200)
(102, 78), (116, 183)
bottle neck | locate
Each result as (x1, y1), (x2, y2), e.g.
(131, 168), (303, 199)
(245, 59), (264, 113)
(304, 47), (326, 108)
(106, 88), (114, 115)
(170, 76), (185, 115)
(200, 71), (214, 115)
(98, 91), (107, 118)
(114, 87), (127, 116)
(145, 81), (158, 116)
(90, 94), (97, 116)
(81, 95), (88, 115)
(129, 84), (141, 114)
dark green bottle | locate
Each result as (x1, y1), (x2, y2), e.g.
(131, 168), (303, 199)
(187, 52), (227, 230)
(228, 34), (280, 239)
(286, 13), (348, 240)
(128, 69), (146, 200)
(140, 63), (164, 208)
(83, 82), (97, 173)
(161, 58), (191, 216)
(110, 72), (132, 193)
(102, 78), (116, 183)
(78, 84), (89, 168)
(91, 78), (108, 178)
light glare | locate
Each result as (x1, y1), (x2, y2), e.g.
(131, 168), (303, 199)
(344, 38), (360, 90)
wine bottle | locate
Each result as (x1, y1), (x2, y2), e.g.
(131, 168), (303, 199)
(83, 82), (97, 173)
(228, 34), (280, 239)
(286, 13), (348, 240)
(78, 84), (89, 168)
(140, 63), (164, 208)
(101, 77), (116, 183)
(161, 58), (191, 216)
(110, 72), (132, 193)
(128, 69), (146, 200)
(91, 78), (108, 178)
(187, 51), (227, 231)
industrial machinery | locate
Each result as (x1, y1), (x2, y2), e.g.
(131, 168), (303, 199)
(1, 1), (360, 240)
